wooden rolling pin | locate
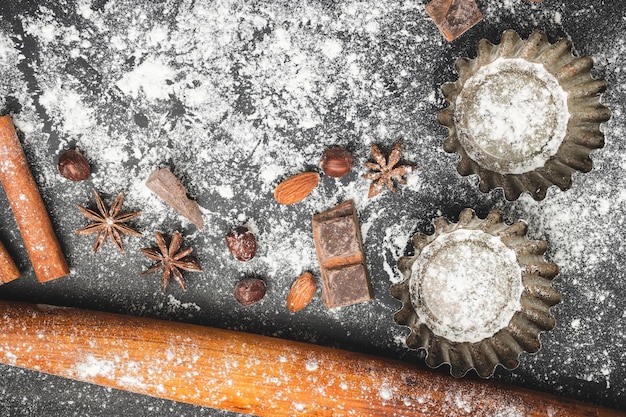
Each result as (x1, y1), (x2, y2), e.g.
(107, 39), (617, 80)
(0, 301), (621, 417)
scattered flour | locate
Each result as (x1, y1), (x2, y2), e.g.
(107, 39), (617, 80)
(455, 58), (569, 174)
(0, 0), (623, 415)
(409, 229), (523, 343)
(75, 355), (115, 379)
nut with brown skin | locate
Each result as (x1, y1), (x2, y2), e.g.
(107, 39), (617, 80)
(287, 272), (316, 312)
(234, 277), (266, 306)
(274, 172), (320, 205)
(225, 226), (257, 262)
(320, 146), (354, 178)
(58, 149), (90, 181)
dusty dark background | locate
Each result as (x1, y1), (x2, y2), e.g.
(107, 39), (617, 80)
(0, 0), (624, 415)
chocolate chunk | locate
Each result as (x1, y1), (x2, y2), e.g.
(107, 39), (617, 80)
(425, 0), (483, 42)
(145, 168), (204, 229)
(316, 216), (362, 263)
(324, 264), (371, 307)
(312, 200), (372, 308)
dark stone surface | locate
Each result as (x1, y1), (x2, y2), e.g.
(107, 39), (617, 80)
(0, 0), (623, 415)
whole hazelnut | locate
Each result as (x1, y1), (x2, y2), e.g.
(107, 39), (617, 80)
(225, 226), (257, 262)
(234, 278), (266, 306)
(320, 146), (354, 178)
(58, 149), (90, 181)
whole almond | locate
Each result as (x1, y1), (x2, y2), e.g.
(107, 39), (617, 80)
(287, 272), (316, 312)
(273, 172), (320, 205)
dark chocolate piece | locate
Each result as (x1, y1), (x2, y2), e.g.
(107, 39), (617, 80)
(425, 0), (483, 42)
(312, 200), (372, 308)
(316, 216), (362, 264)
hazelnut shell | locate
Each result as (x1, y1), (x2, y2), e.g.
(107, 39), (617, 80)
(320, 147), (354, 178)
(225, 226), (257, 262)
(234, 278), (266, 306)
(58, 149), (90, 181)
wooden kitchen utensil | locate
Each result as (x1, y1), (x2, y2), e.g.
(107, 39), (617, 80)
(0, 301), (621, 417)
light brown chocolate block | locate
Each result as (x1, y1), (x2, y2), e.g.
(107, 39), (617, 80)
(312, 200), (372, 308)
(146, 168), (204, 229)
(425, 0), (483, 42)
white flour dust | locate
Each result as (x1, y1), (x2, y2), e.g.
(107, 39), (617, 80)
(0, 0), (624, 414)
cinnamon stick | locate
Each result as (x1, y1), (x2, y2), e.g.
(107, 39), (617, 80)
(0, 115), (69, 282)
(0, 239), (19, 283)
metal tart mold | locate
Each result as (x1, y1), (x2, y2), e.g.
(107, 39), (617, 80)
(438, 30), (611, 201)
(392, 209), (561, 378)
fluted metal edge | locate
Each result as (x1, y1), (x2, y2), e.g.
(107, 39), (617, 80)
(392, 208), (561, 378)
(439, 29), (610, 201)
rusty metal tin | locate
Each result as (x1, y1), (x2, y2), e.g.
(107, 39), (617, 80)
(438, 30), (611, 201)
(392, 209), (561, 378)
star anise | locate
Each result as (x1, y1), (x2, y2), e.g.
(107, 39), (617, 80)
(140, 231), (202, 293)
(76, 189), (142, 253)
(362, 140), (417, 198)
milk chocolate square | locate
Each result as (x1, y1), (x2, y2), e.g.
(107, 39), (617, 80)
(316, 216), (362, 263)
(425, 0), (483, 42)
(322, 264), (372, 308)
(312, 200), (372, 309)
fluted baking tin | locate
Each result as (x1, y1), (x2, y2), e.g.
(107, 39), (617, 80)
(438, 30), (611, 200)
(392, 209), (561, 378)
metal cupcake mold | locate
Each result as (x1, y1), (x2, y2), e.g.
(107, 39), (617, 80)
(392, 209), (561, 378)
(438, 29), (611, 201)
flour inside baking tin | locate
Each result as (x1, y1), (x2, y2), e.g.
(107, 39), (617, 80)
(455, 58), (569, 174)
(409, 229), (523, 343)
